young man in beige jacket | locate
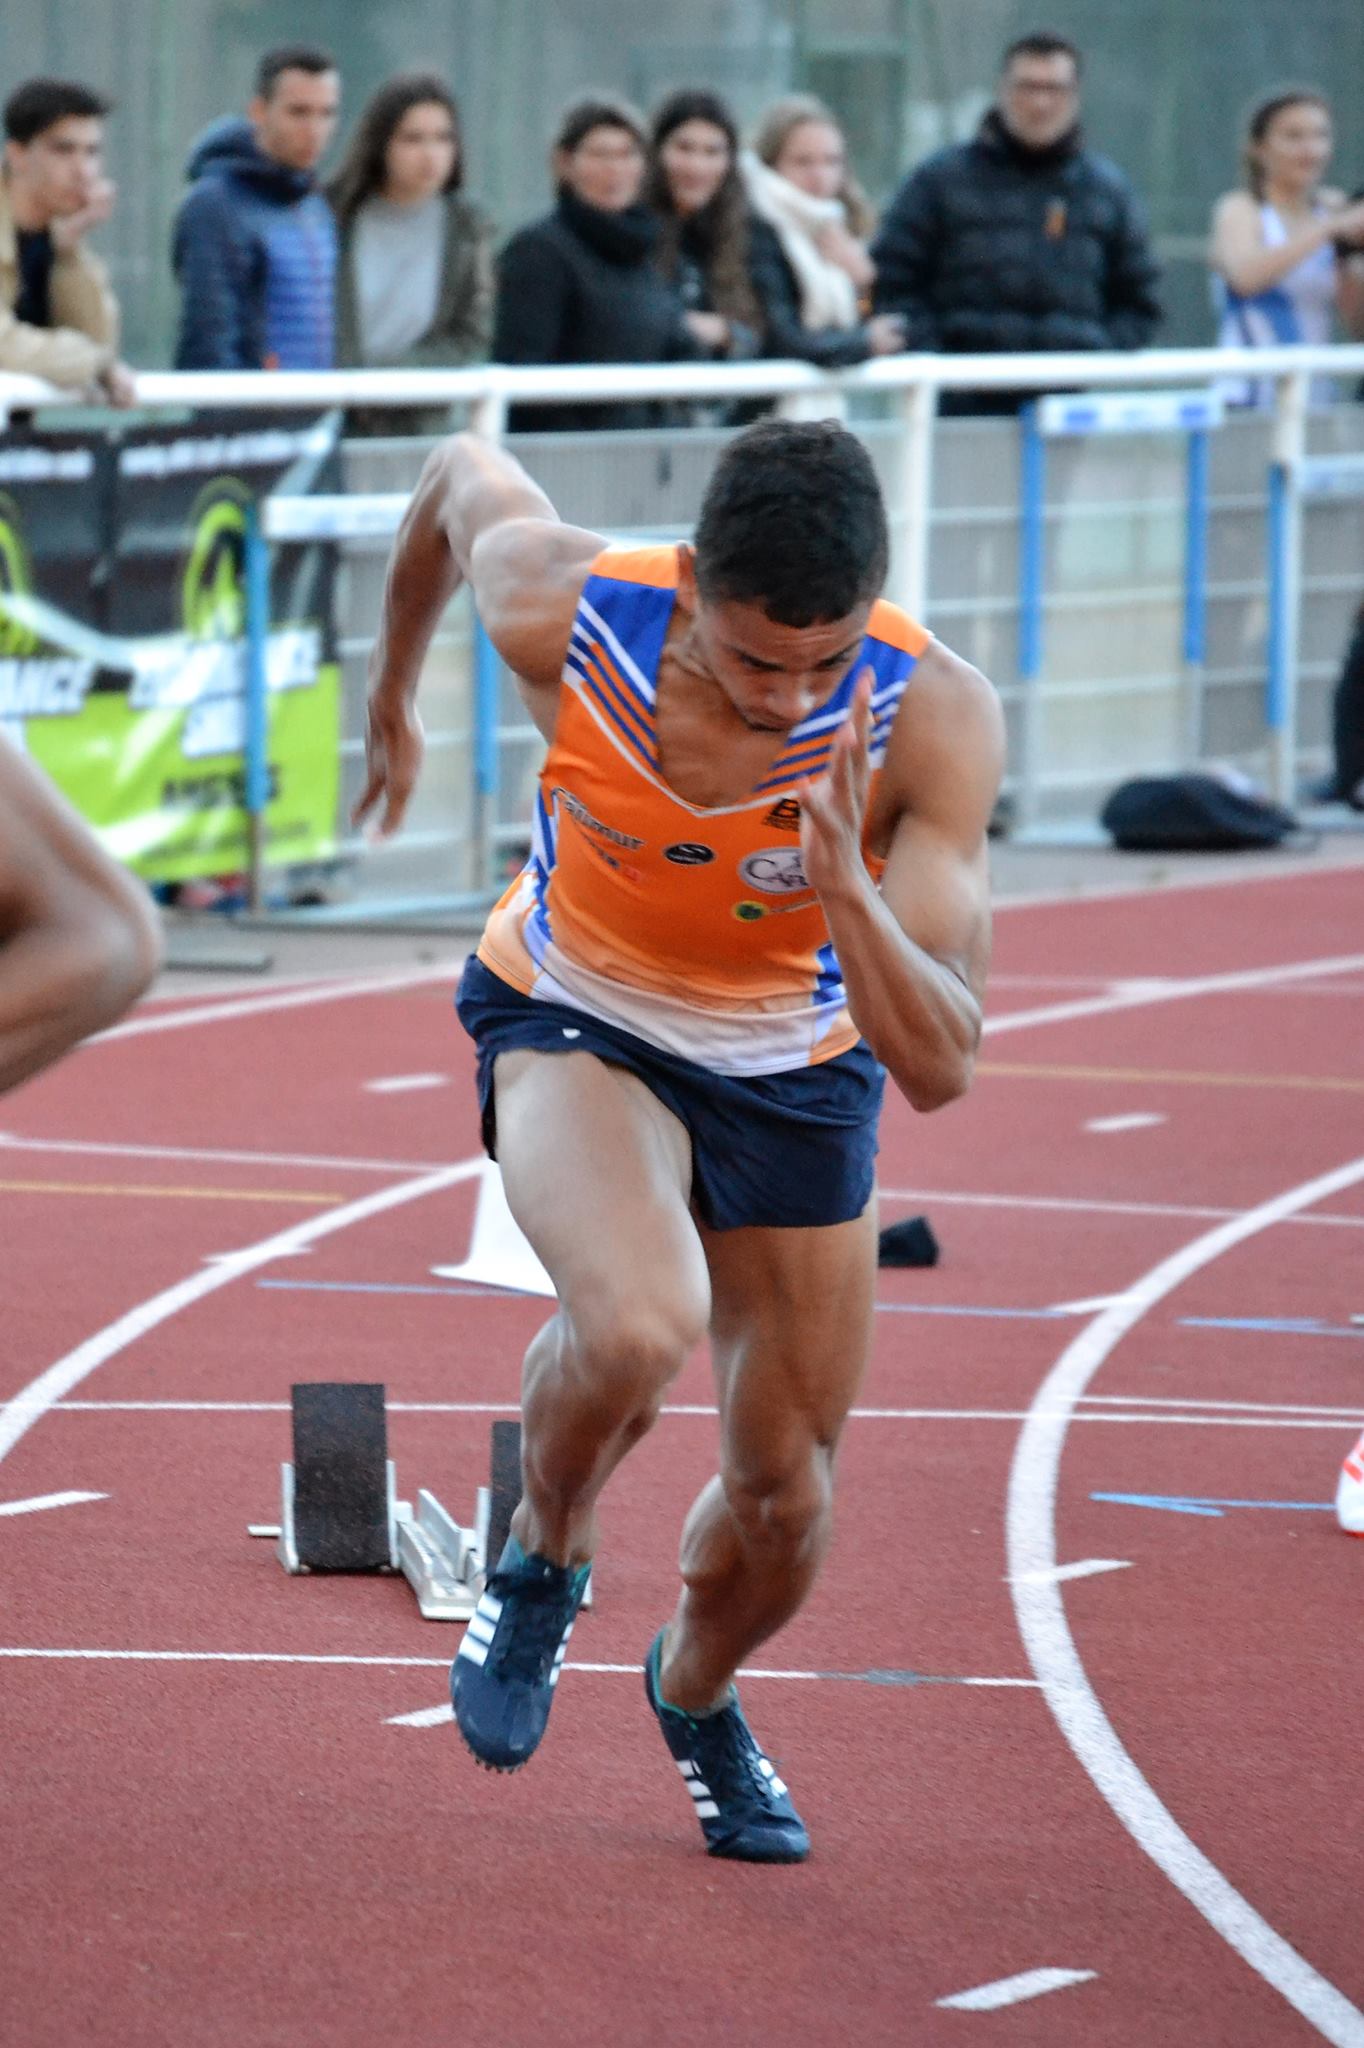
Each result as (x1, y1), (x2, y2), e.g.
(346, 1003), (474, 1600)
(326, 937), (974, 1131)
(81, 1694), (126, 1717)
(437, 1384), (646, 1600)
(1, 78), (134, 402)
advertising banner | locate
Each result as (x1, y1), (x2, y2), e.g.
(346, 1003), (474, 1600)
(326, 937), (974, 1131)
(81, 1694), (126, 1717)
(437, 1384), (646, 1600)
(0, 411), (341, 883)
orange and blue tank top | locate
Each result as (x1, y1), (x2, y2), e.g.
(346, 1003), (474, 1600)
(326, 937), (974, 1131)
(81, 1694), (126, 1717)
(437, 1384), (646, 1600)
(477, 545), (931, 1075)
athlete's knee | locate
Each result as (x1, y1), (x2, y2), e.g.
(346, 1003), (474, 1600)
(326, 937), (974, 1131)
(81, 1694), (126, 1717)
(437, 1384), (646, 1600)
(721, 1441), (835, 1559)
(567, 1285), (708, 1421)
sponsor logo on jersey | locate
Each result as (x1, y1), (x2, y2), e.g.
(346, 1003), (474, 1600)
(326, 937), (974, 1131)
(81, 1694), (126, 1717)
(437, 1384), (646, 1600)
(553, 785), (645, 850)
(738, 846), (811, 895)
(732, 901), (766, 921)
(762, 796), (802, 833)
(663, 841), (715, 866)
(583, 837), (643, 883)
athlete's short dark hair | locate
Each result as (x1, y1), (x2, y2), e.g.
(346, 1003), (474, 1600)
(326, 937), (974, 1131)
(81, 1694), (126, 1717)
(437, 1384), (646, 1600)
(4, 78), (110, 145)
(693, 420), (889, 627)
(255, 44), (338, 100)
(1001, 30), (1082, 76)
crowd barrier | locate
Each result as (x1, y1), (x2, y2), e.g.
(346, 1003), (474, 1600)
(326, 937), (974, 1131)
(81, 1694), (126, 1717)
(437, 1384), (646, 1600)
(3, 343), (1363, 921)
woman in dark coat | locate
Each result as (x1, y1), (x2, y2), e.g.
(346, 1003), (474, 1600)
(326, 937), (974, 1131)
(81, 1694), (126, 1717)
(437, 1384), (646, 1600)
(494, 95), (697, 432)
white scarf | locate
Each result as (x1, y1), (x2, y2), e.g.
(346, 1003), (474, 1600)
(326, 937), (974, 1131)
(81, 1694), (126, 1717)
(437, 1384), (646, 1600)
(740, 150), (860, 330)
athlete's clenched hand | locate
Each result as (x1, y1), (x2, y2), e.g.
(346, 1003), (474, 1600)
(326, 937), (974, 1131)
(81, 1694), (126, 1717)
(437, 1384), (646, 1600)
(797, 671), (874, 905)
(352, 693), (426, 839)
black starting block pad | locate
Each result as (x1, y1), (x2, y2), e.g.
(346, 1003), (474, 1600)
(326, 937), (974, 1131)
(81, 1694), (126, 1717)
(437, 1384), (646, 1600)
(286, 1382), (394, 1572)
(250, 1389), (591, 1622)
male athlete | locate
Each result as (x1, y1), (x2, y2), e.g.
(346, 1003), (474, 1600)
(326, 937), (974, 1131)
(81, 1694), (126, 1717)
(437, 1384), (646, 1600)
(357, 419), (1003, 1861)
(0, 733), (161, 1092)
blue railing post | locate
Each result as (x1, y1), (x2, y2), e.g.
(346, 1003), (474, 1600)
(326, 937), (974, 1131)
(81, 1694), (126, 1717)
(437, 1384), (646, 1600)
(1182, 426), (1211, 758)
(472, 616), (501, 891)
(1016, 403), (1046, 826)
(243, 499), (271, 911)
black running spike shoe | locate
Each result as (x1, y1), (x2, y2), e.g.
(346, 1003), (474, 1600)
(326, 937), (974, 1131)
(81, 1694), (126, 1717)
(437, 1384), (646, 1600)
(450, 1536), (590, 1772)
(644, 1629), (810, 1862)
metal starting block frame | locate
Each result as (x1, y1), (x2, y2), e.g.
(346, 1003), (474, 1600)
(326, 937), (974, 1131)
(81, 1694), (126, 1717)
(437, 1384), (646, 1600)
(251, 1390), (590, 1621)
(260, 1460), (491, 1620)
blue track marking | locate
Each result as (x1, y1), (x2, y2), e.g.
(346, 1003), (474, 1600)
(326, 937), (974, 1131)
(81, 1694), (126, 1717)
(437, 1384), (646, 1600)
(255, 1277), (1069, 1319)
(1180, 1316), (1364, 1339)
(1092, 1492), (1333, 1516)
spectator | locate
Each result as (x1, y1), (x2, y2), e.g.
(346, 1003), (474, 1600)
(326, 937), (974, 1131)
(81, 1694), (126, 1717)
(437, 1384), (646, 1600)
(494, 94), (697, 432)
(647, 90), (765, 366)
(330, 72), (493, 434)
(1210, 89), (1364, 407)
(173, 44), (340, 371)
(743, 94), (903, 367)
(873, 31), (1161, 412)
(0, 78), (134, 401)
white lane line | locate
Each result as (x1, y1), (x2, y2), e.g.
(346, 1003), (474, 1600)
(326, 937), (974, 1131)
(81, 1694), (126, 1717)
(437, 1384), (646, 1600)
(1008, 1150), (1364, 2047)
(93, 961), (462, 1046)
(877, 1187), (1364, 1231)
(1050, 1292), (1136, 1315)
(936, 1968), (1097, 2011)
(0, 1134), (443, 1176)
(1085, 1113), (1166, 1134)
(0, 1648), (1039, 1689)
(363, 1074), (449, 1095)
(0, 1489), (107, 1517)
(1084, 1394), (1364, 1418)
(0, 1158), (485, 1476)
(982, 948), (1364, 1040)
(389, 1705), (454, 1727)
(32, 1400), (1364, 1431)
(1011, 1559), (1130, 1587)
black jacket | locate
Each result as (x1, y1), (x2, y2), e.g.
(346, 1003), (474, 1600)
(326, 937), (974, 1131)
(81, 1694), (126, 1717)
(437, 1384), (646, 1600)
(747, 216), (872, 368)
(871, 114), (1160, 356)
(494, 190), (696, 431)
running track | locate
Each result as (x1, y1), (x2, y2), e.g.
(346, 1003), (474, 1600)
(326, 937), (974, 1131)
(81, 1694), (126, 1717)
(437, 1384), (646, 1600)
(3, 865), (1364, 2046)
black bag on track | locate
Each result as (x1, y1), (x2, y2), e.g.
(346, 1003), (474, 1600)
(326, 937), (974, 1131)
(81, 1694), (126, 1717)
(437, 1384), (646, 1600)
(1099, 772), (1302, 852)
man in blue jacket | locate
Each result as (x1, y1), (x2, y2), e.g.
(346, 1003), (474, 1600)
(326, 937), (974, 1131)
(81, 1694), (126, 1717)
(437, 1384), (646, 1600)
(173, 44), (339, 371)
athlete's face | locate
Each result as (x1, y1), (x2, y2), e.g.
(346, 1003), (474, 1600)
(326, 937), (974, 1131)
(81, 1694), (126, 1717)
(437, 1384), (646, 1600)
(679, 555), (871, 733)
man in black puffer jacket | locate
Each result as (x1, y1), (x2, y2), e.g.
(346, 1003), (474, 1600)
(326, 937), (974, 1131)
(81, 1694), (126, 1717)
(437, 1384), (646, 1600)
(873, 31), (1160, 412)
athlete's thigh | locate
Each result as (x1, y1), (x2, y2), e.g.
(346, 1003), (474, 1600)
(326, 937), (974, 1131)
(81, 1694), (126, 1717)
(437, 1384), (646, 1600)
(494, 1048), (709, 1321)
(697, 1201), (879, 1474)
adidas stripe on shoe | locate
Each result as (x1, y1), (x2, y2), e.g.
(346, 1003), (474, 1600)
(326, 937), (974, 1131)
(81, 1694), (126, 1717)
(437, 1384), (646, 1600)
(644, 1629), (810, 1863)
(451, 1535), (589, 1772)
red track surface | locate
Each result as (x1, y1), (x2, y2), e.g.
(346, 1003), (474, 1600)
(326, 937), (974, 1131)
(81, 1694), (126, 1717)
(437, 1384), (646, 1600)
(3, 866), (1364, 2046)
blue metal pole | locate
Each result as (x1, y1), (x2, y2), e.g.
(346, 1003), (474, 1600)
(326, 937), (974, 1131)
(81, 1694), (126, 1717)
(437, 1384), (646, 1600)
(1265, 462), (1289, 737)
(1181, 426), (1211, 761)
(1018, 403), (1046, 681)
(243, 501), (271, 910)
(1183, 428), (1209, 667)
(472, 617), (501, 891)
(1016, 404), (1046, 825)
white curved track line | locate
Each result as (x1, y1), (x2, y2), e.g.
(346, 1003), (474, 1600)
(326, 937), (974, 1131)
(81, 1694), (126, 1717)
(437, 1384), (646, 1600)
(1008, 1152), (1364, 2046)
(0, 1159), (482, 1471)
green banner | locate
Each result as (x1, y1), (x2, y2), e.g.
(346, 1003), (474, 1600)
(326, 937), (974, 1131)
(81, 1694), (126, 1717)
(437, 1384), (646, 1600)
(0, 413), (341, 883)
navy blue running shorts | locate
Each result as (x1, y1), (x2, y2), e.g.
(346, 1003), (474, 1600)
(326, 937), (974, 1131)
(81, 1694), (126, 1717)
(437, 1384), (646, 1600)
(455, 955), (884, 1232)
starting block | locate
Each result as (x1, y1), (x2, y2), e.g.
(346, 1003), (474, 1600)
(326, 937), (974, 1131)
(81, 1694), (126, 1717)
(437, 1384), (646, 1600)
(249, 1384), (528, 1621)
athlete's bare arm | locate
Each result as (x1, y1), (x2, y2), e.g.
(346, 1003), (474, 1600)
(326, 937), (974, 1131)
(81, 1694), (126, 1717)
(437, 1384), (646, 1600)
(355, 433), (606, 836)
(0, 737), (162, 1094)
(799, 641), (1003, 1113)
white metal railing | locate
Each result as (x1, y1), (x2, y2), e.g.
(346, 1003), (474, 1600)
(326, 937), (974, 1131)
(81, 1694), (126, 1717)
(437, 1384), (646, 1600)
(5, 339), (1362, 636)
(5, 343), (1363, 910)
